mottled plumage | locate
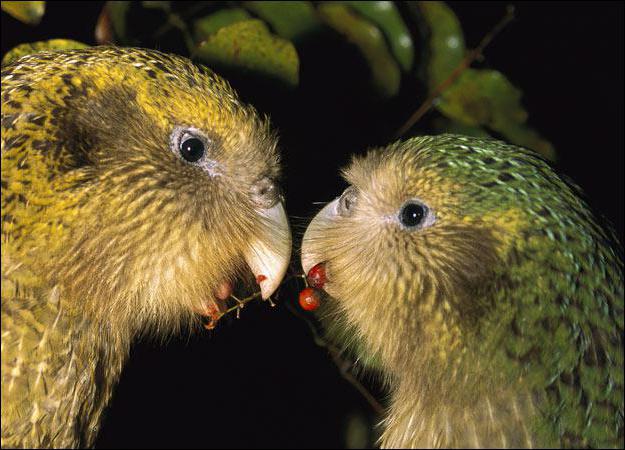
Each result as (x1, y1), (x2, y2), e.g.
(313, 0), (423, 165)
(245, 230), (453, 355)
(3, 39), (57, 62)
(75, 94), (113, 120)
(302, 135), (623, 448)
(2, 47), (291, 447)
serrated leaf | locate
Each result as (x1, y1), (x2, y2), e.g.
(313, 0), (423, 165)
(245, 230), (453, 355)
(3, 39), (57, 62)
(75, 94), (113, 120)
(194, 8), (251, 42)
(342, 1), (413, 72)
(418, 0), (465, 88)
(2, 39), (88, 66)
(242, 1), (320, 43)
(317, 2), (400, 99)
(1, 1), (45, 25)
(439, 69), (555, 159)
(195, 19), (299, 88)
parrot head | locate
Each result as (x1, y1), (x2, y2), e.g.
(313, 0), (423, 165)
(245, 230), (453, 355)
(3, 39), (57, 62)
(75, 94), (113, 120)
(301, 135), (623, 447)
(2, 47), (291, 334)
(300, 135), (544, 372)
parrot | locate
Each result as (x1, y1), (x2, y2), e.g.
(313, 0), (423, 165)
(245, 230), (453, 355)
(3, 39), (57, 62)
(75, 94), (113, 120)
(1, 46), (291, 448)
(301, 135), (623, 448)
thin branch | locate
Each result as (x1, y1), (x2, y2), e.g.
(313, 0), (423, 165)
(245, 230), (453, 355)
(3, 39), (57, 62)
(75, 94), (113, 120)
(284, 298), (386, 416)
(326, 343), (386, 416)
(203, 267), (386, 415)
(203, 273), (301, 328)
(394, 5), (516, 138)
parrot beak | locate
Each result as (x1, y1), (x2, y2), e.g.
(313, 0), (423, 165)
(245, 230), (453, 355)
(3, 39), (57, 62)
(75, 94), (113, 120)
(244, 201), (291, 299)
(301, 198), (338, 275)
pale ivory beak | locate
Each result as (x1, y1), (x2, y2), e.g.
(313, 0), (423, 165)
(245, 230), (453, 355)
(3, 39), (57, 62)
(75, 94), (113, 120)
(301, 198), (338, 275)
(244, 201), (291, 299)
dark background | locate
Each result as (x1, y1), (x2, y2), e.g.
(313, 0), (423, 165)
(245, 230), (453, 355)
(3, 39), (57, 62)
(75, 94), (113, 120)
(2, 2), (623, 448)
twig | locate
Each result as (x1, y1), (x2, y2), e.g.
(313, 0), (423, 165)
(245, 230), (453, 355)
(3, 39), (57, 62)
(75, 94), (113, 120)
(204, 272), (303, 327)
(205, 266), (386, 416)
(202, 290), (262, 329)
(222, 291), (259, 315)
(284, 298), (385, 416)
(394, 5), (516, 138)
(326, 342), (386, 416)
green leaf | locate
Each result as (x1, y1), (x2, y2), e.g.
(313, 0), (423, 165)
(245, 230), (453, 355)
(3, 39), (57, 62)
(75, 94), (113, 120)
(1, 1), (45, 25)
(344, 411), (371, 449)
(317, 2), (400, 99)
(418, 2), (554, 159)
(106, 1), (132, 43)
(418, 0), (465, 88)
(342, 1), (414, 72)
(431, 117), (491, 139)
(2, 39), (88, 66)
(242, 1), (320, 43)
(194, 19), (299, 88)
(141, 1), (170, 12)
(193, 8), (251, 43)
(438, 69), (555, 160)
(493, 121), (556, 161)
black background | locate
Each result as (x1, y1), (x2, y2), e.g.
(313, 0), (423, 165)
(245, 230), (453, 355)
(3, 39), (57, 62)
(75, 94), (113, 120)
(2, 2), (623, 448)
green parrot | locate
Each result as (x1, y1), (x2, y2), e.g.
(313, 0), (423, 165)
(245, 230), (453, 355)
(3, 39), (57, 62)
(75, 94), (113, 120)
(1, 47), (291, 447)
(301, 135), (623, 448)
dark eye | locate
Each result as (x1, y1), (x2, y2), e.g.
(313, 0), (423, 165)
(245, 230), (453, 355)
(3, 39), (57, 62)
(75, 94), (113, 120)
(179, 137), (205, 162)
(399, 201), (430, 229)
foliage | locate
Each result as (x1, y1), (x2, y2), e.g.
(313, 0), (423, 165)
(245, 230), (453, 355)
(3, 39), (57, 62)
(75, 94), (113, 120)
(1, 0), (555, 159)
(1, 1), (45, 25)
(2, 39), (87, 65)
(195, 19), (299, 87)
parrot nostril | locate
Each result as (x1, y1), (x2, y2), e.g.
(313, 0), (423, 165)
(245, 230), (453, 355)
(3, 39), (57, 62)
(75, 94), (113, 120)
(251, 176), (280, 208)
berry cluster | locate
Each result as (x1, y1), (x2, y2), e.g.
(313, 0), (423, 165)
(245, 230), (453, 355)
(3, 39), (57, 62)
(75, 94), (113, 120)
(298, 263), (326, 311)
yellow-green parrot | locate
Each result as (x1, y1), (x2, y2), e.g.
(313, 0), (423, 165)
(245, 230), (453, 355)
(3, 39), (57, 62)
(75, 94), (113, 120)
(302, 135), (623, 448)
(2, 46), (291, 447)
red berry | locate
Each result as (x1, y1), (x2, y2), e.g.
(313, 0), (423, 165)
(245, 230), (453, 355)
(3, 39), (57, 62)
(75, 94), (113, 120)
(256, 274), (267, 284)
(299, 287), (321, 311)
(306, 263), (327, 289)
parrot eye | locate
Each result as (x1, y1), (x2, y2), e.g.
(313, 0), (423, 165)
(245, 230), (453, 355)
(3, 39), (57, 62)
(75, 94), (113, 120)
(398, 200), (434, 230)
(180, 137), (204, 162)
(337, 186), (357, 217)
(170, 127), (211, 166)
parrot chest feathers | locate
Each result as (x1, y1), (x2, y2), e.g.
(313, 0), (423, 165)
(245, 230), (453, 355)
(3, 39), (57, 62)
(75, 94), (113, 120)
(382, 378), (540, 448)
(1, 282), (127, 448)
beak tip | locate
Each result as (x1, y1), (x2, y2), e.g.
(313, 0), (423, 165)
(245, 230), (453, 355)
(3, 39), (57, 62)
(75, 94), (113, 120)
(300, 198), (338, 279)
(246, 201), (291, 301)
(258, 280), (272, 300)
(258, 264), (289, 300)
(300, 258), (312, 278)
